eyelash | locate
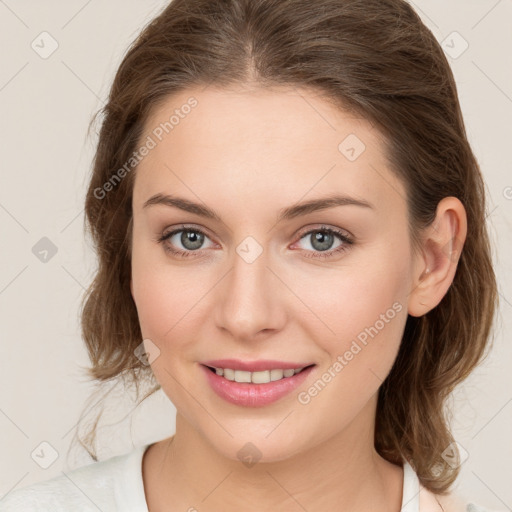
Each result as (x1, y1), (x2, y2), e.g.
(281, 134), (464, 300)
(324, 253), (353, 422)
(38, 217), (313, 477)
(156, 224), (354, 260)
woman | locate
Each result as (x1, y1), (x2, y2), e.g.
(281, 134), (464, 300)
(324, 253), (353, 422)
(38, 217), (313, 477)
(0, 0), (500, 510)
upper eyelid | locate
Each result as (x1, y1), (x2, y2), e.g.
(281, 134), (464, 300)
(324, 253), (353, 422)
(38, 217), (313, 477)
(163, 224), (216, 242)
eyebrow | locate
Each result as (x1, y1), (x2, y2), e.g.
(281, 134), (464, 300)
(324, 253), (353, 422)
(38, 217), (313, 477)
(142, 193), (374, 223)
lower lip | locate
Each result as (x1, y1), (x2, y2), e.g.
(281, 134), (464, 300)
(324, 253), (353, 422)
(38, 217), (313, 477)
(200, 364), (315, 407)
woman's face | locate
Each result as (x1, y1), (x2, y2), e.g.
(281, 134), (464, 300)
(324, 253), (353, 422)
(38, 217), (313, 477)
(130, 85), (422, 461)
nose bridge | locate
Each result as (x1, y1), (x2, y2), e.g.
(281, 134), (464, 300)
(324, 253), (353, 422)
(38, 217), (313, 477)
(215, 237), (284, 339)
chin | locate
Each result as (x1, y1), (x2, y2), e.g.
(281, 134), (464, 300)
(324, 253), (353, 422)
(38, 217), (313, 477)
(201, 426), (311, 466)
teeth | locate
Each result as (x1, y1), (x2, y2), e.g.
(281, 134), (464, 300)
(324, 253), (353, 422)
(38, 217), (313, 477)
(235, 370), (252, 383)
(270, 369), (283, 381)
(212, 366), (305, 383)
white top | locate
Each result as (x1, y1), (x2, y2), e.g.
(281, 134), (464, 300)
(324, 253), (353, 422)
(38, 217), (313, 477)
(0, 443), (497, 511)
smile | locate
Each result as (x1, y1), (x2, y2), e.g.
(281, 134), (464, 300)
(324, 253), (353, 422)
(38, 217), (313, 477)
(200, 363), (316, 407)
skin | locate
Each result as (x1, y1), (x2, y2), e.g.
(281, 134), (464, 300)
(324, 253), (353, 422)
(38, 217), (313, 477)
(129, 84), (467, 512)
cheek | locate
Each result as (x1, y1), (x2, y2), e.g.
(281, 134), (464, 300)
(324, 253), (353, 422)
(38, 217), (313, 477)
(131, 236), (186, 341)
(292, 253), (409, 423)
(131, 243), (219, 353)
(288, 244), (411, 413)
(132, 266), (197, 341)
(292, 244), (411, 349)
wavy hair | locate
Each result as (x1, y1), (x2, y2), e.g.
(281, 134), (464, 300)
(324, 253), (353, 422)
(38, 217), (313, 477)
(78, 0), (498, 494)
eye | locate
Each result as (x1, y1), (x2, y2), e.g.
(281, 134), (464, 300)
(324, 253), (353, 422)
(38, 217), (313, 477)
(293, 225), (354, 260)
(156, 225), (214, 258)
(155, 224), (354, 260)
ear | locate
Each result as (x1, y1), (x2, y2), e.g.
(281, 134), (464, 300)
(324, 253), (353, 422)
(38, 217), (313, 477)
(408, 196), (467, 317)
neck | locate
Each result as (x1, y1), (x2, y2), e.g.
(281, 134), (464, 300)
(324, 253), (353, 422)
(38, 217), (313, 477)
(142, 398), (403, 512)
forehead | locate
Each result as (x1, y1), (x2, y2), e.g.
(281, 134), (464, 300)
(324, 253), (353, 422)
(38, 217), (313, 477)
(133, 85), (406, 216)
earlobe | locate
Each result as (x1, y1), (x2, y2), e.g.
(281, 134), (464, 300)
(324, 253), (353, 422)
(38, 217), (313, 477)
(408, 196), (467, 317)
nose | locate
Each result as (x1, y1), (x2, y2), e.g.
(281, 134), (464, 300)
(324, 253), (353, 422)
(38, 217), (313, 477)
(214, 245), (287, 342)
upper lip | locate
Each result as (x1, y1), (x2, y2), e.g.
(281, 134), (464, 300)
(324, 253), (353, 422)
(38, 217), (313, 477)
(201, 359), (314, 372)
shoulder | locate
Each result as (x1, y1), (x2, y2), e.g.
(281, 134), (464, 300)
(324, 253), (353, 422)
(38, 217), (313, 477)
(423, 486), (506, 512)
(0, 449), (135, 512)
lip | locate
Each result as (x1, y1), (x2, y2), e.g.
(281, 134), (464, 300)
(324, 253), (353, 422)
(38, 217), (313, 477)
(201, 359), (312, 372)
(200, 363), (316, 407)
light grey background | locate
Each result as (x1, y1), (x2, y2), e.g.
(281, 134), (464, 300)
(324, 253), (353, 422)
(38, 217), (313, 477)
(0, 0), (511, 509)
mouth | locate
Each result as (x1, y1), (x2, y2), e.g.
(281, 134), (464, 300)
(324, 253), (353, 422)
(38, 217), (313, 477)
(200, 362), (317, 407)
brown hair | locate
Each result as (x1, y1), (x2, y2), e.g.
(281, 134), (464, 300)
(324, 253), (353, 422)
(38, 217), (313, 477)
(78, 0), (498, 494)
